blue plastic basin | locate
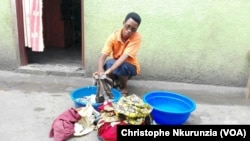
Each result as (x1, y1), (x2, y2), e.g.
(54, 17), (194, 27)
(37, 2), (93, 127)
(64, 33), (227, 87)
(143, 91), (196, 125)
(70, 86), (122, 110)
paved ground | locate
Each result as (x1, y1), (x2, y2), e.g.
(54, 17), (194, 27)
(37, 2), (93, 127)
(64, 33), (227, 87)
(0, 70), (249, 141)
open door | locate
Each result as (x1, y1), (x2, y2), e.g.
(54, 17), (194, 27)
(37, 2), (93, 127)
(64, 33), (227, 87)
(15, 0), (85, 73)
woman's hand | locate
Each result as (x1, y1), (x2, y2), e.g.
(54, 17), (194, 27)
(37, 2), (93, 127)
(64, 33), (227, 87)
(92, 71), (106, 78)
(104, 68), (112, 75)
(92, 71), (100, 79)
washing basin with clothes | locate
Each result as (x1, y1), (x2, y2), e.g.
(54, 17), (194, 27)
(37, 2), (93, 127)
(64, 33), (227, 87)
(70, 86), (122, 110)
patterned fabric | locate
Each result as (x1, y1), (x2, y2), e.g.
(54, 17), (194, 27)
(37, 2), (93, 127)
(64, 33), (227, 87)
(97, 102), (128, 141)
(23, 0), (44, 52)
(113, 94), (152, 125)
(96, 96), (152, 141)
(97, 102), (119, 129)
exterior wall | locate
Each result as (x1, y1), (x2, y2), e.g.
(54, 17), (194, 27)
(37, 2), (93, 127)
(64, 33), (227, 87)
(0, 0), (249, 87)
(0, 0), (19, 70)
(84, 0), (250, 87)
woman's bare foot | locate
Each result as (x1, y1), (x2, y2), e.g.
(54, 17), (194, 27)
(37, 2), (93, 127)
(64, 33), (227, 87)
(120, 88), (128, 96)
(119, 76), (129, 96)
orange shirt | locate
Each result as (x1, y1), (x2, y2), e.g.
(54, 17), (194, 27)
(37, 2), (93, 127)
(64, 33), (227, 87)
(102, 29), (141, 75)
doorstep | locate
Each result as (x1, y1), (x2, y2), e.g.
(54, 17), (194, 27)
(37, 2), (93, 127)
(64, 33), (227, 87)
(17, 63), (85, 77)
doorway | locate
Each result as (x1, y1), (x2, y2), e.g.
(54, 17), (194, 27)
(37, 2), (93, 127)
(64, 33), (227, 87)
(17, 0), (84, 75)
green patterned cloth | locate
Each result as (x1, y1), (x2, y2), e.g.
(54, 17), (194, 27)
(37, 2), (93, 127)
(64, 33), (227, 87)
(113, 94), (152, 125)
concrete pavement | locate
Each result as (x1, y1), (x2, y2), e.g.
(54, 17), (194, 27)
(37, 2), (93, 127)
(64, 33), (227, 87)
(0, 70), (249, 141)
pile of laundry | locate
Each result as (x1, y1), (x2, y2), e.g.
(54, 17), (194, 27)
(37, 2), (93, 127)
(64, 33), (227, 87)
(49, 74), (153, 141)
(49, 94), (153, 141)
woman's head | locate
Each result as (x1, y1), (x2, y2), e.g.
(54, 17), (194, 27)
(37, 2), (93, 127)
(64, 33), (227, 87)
(122, 12), (141, 40)
(124, 12), (141, 26)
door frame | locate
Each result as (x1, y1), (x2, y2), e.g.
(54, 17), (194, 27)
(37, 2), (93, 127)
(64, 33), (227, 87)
(80, 0), (85, 69)
(15, 0), (85, 69)
(15, 0), (27, 66)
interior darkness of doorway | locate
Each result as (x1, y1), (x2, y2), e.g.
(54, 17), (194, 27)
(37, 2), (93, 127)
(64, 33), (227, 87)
(26, 44), (81, 66)
(25, 43), (83, 74)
